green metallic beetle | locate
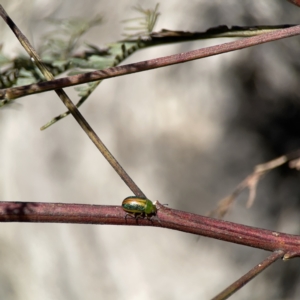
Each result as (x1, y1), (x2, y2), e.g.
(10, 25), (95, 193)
(122, 196), (157, 219)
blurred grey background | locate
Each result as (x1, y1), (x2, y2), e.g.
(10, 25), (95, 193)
(1, 0), (300, 299)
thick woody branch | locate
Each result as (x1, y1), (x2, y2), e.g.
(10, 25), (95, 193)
(1, 201), (299, 260)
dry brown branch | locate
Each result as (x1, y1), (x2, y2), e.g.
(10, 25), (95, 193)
(209, 150), (300, 218)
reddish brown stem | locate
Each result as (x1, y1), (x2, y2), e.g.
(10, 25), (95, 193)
(1, 25), (300, 100)
(1, 201), (299, 259)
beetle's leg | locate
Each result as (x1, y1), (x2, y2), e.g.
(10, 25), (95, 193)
(124, 212), (136, 222)
(124, 212), (144, 223)
(143, 212), (161, 224)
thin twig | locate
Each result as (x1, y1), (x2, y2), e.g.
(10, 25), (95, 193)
(211, 250), (284, 300)
(1, 25), (300, 100)
(0, 5), (146, 198)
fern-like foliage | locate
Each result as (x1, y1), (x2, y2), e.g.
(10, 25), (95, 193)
(41, 5), (160, 130)
(39, 15), (103, 61)
(0, 4), (160, 129)
(122, 3), (160, 39)
(1, 3), (294, 130)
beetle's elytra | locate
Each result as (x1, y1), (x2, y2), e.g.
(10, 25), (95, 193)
(122, 196), (157, 219)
